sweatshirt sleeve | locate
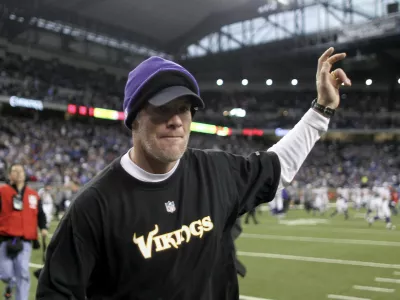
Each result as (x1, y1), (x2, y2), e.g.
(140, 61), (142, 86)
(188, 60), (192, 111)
(208, 149), (281, 216)
(36, 188), (104, 300)
(267, 108), (330, 191)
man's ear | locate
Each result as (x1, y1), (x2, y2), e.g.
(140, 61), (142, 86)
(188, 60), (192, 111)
(131, 109), (143, 132)
(131, 119), (139, 131)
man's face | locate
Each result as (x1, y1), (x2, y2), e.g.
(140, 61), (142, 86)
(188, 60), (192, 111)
(133, 97), (192, 164)
(9, 165), (26, 184)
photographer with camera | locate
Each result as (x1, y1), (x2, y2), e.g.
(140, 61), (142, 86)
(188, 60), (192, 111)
(0, 163), (48, 300)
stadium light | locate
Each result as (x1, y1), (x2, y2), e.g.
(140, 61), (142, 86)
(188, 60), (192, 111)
(277, 0), (289, 5)
(365, 79), (372, 86)
(266, 79), (273, 86)
(291, 79), (298, 86)
(216, 79), (223, 86)
(241, 79), (248, 86)
(398, 78), (400, 84)
(229, 108), (246, 118)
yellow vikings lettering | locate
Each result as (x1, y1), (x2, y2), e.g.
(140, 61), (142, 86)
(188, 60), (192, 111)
(133, 216), (214, 259)
(133, 225), (159, 259)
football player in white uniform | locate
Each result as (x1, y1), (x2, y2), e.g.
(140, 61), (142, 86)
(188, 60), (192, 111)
(331, 187), (349, 219)
(38, 183), (54, 228)
(361, 187), (371, 208)
(367, 184), (395, 230)
(352, 185), (362, 211)
(313, 186), (329, 216)
(269, 190), (284, 217)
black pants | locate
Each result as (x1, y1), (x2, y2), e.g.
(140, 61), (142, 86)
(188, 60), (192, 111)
(245, 209), (258, 224)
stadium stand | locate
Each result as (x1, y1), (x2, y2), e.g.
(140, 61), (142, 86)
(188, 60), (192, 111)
(1, 112), (399, 188)
(1, 51), (400, 130)
(1, 48), (399, 187)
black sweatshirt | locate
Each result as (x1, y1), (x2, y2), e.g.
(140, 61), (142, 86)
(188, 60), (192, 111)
(36, 148), (281, 300)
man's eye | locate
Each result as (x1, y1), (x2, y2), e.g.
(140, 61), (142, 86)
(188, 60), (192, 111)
(154, 105), (190, 115)
(178, 106), (190, 114)
(157, 106), (169, 113)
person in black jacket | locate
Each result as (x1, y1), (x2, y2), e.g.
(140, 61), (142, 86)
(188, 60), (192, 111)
(36, 47), (351, 300)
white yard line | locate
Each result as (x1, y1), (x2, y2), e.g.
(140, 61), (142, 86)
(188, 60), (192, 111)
(29, 263), (43, 268)
(241, 233), (400, 247)
(327, 295), (370, 300)
(239, 296), (274, 300)
(256, 224), (397, 235)
(353, 285), (395, 293)
(394, 271), (400, 276)
(314, 227), (397, 235)
(375, 277), (400, 284)
(237, 251), (400, 269)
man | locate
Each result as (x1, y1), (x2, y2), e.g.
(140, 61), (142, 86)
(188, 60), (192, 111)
(361, 186), (371, 208)
(38, 183), (54, 228)
(304, 183), (314, 213)
(313, 184), (329, 216)
(268, 189), (284, 217)
(352, 184), (362, 211)
(244, 207), (259, 224)
(37, 47), (351, 300)
(0, 163), (48, 300)
(330, 187), (349, 220)
(366, 188), (382, 219)
(389, 184), (398, 215)
(0, 158), (6, 182)
(368, 184), (395, 230)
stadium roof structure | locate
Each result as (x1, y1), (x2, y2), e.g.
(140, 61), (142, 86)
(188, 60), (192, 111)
(4, 0), (390, 57)
(3, 0), (400, 86)
(4, 0), (275, 55)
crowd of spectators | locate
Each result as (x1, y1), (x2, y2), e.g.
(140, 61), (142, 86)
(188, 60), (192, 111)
(1, 52), (400, 129)
(1, 115), (399, 190)
(1, 51), (399, 189)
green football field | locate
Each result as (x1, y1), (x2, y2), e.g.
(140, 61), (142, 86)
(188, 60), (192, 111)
(1, 207), (399, 300)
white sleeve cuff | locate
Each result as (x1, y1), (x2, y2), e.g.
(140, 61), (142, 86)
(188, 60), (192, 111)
(302, 108), (330, 133)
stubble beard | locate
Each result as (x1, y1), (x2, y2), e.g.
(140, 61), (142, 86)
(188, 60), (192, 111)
(138, 127), (189, 164)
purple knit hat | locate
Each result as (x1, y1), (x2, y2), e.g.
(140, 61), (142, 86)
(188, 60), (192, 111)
(123, 56), (205, 129)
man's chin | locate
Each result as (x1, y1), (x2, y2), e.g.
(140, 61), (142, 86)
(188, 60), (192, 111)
(155, 147), (186, 163)
(159, 152), (185, 163)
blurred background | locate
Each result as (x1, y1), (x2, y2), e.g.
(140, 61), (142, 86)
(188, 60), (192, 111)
(0, 0), (399, 299)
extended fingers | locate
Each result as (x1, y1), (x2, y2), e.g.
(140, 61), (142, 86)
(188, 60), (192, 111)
(318, 47), (335, 65)
(317, 47), (347, 79)
(332, 68), (351, 86)
(327, 53), (346, 65)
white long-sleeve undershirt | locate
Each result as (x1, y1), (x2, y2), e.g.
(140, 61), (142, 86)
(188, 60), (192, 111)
(267, 108), (330, 191)
(121, 108), (330, 192)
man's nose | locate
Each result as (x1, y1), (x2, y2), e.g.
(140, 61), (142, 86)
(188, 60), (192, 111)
(167, 113), (183, 128)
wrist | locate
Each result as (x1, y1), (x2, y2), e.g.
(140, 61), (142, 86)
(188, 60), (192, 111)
(311, 99), (335, 118)
(312, 107), (329, 119)
(316, 98), (337, 109)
